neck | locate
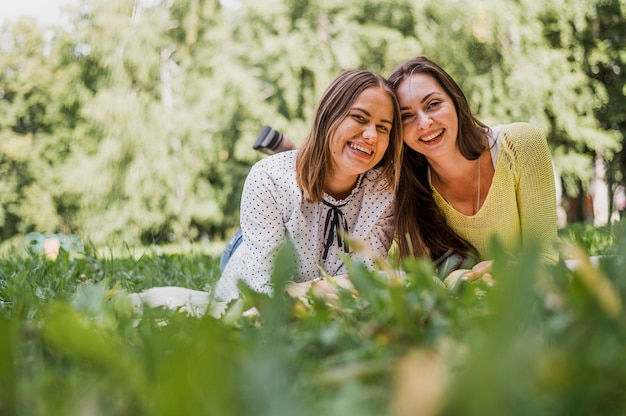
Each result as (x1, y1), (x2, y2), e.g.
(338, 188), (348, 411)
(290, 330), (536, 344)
(428, 152), (475, 183)
(325, 175), (359, 200)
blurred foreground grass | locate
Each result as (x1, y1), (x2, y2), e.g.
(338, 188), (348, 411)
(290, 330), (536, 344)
(0, 221), (625, 416)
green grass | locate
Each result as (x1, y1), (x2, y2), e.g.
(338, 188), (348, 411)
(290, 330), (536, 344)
(558, 222), (615, 256)
(1, 221), (625, 416)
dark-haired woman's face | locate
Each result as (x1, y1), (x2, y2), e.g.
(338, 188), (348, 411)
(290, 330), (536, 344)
(396, 73), (458, 162)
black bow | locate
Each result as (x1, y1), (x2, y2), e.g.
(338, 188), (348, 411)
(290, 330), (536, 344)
(322, 200), (350, 261)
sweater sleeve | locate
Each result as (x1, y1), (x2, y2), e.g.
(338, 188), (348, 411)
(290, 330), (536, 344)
(502, 122), (558, 263)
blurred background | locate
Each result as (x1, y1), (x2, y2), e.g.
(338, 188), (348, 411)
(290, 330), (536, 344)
(0, 0), (624, 252)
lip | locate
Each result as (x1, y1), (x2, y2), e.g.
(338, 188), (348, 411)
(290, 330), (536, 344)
(348, 141), (374, 157)
(419, 128), (444, 144)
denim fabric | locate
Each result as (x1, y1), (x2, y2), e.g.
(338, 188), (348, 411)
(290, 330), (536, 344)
(220, 229), (243, 272)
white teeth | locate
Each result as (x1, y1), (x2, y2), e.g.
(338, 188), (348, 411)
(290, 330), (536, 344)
(350, 143), (373, 155)
(421, 129), (444, 142)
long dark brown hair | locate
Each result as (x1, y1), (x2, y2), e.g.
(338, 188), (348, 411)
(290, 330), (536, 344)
(388, 56), (487, 263)
(296, 70), (403, 202)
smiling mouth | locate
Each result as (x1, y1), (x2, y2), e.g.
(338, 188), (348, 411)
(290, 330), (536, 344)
(349, 143), (373, 155)
(420, 129), (444, 143)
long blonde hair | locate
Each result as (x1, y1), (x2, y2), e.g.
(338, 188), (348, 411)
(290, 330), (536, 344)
(296, 70), (403, 202)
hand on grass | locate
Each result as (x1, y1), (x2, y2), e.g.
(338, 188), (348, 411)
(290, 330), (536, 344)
(462, 260), (495, 287)
(443, 260), (495, 290)
(285, 274), (354, 300)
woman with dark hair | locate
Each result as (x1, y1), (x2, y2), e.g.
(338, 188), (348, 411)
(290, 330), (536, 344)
(388, 56), (558, 282)
(214, 69), (404, 302)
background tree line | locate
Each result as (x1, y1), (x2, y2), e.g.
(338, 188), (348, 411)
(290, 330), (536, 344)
(0, 0), (624, 249)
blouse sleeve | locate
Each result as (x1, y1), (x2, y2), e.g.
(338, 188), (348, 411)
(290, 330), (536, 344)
(507, 123), (558, 263)
(357, 190), (395, 269)
(237, 162), (291, 294)
(213, 158), (292, 302)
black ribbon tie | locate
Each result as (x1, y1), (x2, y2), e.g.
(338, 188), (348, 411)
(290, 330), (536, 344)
(322, 199), (350, 261)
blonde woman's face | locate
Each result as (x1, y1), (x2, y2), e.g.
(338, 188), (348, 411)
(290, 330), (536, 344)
(327, 86), (393, 186)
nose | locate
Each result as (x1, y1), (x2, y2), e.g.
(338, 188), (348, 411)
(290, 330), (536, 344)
(362, 123), (377, 141)
(417, 112), (433, 130)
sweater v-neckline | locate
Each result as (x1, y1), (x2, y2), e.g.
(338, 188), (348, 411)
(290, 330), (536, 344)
(430, 127), (501, 217)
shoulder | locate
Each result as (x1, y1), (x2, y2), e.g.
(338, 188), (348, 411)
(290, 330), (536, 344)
(252, 150), (297, 172)
(240, 152), (301, 215)
(247, 150), (298, 184)
(497, 123), (552, 174)
(362, 166), (393, 193)
(499, 122), (547, 150)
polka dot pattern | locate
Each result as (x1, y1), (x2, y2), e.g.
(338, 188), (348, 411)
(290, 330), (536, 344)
(214, 150), (395, 302)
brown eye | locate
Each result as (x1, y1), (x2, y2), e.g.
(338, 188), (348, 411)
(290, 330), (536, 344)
(427, 100), (441, 110)
(352, 114), (367, 123)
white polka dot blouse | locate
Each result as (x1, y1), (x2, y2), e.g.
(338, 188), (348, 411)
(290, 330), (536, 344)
(213, 150), (396, 302)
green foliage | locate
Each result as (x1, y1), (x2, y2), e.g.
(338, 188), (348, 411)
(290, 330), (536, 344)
(0, 2), (624, 413)
(558, 221), (615, 255)
(0, 0), (625, 246)
(1, 221), (625, 415)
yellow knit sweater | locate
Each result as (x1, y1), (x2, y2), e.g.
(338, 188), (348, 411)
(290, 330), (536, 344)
(431, 122), (558, 263)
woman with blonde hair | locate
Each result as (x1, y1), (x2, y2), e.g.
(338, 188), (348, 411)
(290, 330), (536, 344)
(215, 69), (404, 302)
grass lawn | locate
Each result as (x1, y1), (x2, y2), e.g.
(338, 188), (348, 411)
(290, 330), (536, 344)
(0, 221), (624, 416)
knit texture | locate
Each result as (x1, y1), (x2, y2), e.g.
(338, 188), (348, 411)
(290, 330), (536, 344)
(432, 122), (558, 262)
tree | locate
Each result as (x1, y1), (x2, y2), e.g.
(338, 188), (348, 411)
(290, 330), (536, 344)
(0, 18), (78, 241)
(1, 0), (623, 249)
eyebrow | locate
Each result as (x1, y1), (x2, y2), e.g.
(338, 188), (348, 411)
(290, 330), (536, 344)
(399, 91), (439, 112)
(352, 107), (393, 125)
(420, 92), (438, 104)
